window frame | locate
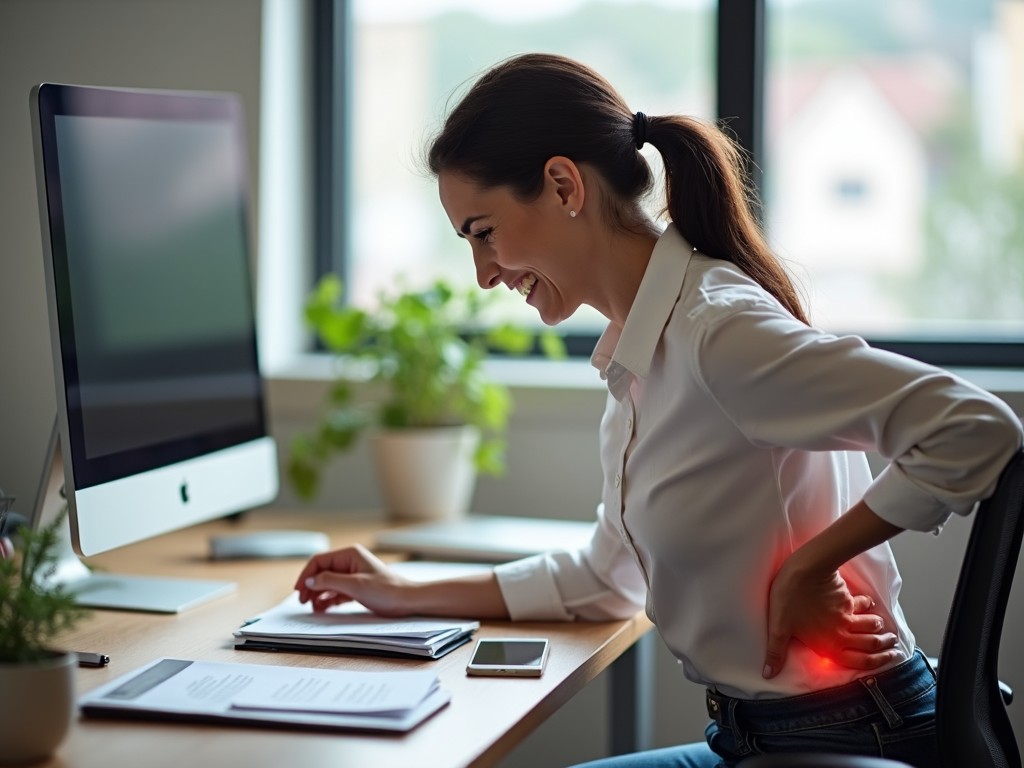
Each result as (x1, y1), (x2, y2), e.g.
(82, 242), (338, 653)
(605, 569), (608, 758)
(314, 0), (1024, 369)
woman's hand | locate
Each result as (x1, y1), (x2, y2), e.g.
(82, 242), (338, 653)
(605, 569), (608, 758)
(762, 557), (899, 679)
(294, 544), (418, 616)
(293, 545), (510, 619)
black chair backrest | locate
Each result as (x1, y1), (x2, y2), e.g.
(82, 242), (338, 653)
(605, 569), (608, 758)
(937, 449), (1024, 768)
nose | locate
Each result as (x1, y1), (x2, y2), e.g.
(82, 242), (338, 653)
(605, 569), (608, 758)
(473, 249), (502, 290)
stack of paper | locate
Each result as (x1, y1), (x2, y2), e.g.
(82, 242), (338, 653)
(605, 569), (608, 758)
(79, 658), (450, 733)
(233, 592), (480, 659)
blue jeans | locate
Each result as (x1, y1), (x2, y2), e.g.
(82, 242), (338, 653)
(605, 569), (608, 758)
(574, 651), (938, 768)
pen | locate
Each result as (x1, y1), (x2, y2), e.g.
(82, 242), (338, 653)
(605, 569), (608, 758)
(77, 652), (110, 668)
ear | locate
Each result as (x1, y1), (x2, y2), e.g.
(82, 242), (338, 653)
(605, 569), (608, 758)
(542, 156), (585, 218)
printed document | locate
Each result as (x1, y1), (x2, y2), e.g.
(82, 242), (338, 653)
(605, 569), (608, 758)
(78, 658), (450, 732)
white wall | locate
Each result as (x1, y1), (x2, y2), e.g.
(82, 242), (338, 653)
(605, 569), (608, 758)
(0, 0), (263, 264)
(0, 0), (263, 521)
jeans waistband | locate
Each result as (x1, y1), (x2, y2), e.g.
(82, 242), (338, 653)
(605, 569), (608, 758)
(705, 651), (936, 734)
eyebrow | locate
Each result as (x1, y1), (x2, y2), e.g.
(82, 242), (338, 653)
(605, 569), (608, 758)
(458, 215), (488, 238)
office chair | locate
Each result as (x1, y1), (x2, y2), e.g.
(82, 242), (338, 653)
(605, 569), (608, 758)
(740, 449), (1024, 768)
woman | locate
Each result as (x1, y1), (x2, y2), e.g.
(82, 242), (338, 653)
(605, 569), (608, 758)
(294, 54), (1022, 767)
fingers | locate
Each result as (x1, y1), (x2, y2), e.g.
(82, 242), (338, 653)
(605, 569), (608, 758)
(850, 594), (875, 614)
(840, 630), (899, 653)
(763, 615), (791, 679)
(845, 612), (885, 634)
(293, 544), (382, 603)
(763, 643), (788, 679)
(298, 567), (367, 608)
(295, 550), (413, 617)
(308, 588), (367, 613)
(304, 569), (359, 597)
(815, 626), (898, 670)
(309, 589), (350, 613)
(293, 550), (341, 592)
(832, 646), (902, 670)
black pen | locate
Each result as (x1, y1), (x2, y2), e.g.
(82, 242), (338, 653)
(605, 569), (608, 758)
(77, 652), (110, 668)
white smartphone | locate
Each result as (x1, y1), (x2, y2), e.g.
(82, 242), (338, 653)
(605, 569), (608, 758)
(465, 638), (550, 677)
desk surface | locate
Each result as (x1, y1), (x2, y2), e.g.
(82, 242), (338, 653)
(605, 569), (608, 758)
(43, 511), (651, 768)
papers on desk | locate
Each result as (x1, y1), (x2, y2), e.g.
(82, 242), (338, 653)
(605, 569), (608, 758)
(234, 562), (489, 659)
(233, 591), (480, 659)
(78, 658), (449, 733)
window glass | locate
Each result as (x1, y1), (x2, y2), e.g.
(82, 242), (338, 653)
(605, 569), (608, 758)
(766, 0), (1024, 339)
(350, 0), (714, 332)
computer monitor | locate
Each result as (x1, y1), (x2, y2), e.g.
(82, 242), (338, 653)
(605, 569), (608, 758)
(10, 82), (279, 612)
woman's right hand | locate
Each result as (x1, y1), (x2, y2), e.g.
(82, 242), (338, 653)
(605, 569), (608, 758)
(762, 560), (898, 678)
(294, 544), (418, 616)
(294, 544), (510, 620)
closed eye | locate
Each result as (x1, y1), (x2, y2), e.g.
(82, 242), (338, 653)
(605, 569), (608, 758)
(472, 227), (494, 243)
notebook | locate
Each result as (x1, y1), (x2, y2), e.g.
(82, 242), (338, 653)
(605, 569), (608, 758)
(233, 591), (479, 659)
(373, 515), (595, 563)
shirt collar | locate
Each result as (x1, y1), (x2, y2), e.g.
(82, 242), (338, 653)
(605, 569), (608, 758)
(591, 224), (694, 383)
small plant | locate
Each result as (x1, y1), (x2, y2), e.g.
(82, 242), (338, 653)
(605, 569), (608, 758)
(0, 509), (88, 664)
(288, 275), (565, 500)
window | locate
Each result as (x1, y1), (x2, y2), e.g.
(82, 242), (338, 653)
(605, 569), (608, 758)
(833, 178), (869, 203)
(320, 0), (714, 342)
(317, 0), (1024, 366)
(766, 0), (1024, 362)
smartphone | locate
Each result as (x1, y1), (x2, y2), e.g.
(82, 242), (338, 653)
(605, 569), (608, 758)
(466, 638), (550, 677)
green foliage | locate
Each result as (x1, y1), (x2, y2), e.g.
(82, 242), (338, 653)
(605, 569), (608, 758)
(288, 276), (566, 500)
(0, 509), (88, 664)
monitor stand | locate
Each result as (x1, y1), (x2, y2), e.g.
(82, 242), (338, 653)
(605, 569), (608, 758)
(33, 441), (236, 614)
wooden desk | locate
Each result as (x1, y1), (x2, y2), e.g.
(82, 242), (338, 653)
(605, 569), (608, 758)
(43, 511), (653, 768)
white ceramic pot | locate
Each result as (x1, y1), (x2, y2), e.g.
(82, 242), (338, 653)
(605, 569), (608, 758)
(371, 425), (480, 521)
(0, 650), (76, 764)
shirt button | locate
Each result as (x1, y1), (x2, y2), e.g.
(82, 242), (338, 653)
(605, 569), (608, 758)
(626, 418), (633, 430)
(614, 474), (621, 488)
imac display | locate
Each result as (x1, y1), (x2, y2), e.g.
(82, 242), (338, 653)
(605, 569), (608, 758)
(20, 82), (278, 612)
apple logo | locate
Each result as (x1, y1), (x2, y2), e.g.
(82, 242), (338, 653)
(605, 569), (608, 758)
(179, 481), (189, 504)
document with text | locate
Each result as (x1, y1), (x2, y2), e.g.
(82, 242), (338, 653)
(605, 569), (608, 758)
(78, 657), (450, 733)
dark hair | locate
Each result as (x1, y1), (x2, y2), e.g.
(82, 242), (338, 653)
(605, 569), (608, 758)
(427, 53), (808, 324)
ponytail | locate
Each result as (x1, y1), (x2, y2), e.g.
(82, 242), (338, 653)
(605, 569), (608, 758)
(427, 53), (808, 325)
(645, 115), (808, 324)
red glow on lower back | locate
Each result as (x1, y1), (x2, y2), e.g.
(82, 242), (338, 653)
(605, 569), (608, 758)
(814, 656), (836, 674)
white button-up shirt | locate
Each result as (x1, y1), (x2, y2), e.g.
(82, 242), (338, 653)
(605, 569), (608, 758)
(495, 223), (1022, 699)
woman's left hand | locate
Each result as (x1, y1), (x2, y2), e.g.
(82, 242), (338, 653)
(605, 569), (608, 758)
(762, 557), (899, 679)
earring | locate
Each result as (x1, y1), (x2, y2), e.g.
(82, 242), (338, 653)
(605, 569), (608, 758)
(569, 210), (577, 218)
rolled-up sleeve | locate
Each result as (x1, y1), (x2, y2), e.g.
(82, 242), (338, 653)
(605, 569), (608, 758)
(691, 297), (1023, 534)
(494, 505), (647, 621)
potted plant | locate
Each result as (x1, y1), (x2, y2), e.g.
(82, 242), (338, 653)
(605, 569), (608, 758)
(0, 506), (89, 764)
(288, 275), (564, 519)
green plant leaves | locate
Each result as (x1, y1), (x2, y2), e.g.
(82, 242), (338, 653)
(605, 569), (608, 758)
(476, 382), (511, 431)
(486, 322), (535, 354)
(0, 509), (88, 664)
(288, 275), (565, 500)
(304, 274), (368, 352)
(539, 329), (568, 360)
(474, 438), (507, 477)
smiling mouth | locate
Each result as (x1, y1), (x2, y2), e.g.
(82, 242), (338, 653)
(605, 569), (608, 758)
(516, 274), (537, 297)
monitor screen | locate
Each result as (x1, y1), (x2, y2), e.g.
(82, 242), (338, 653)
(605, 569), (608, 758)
(24, 82), (278, 606)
